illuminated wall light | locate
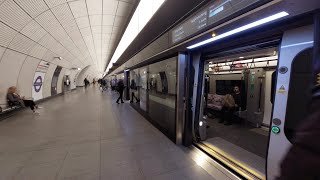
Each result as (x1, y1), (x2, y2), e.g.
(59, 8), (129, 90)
(239, 57), (244, 59)
(199, 121), (203, 126)
(213, 70), (243, 74)
(212, 32), (216, 37)
(254, 56), (278, 62)
(233, 59), (253, 64)
(187, 12), (289, 49)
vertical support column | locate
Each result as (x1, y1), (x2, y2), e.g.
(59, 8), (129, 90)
(176, 53), (186, 145)
(183, 53), (193, 146)
(313, 13), (320, 98)
(124, 70), (130, 100)
(183, 52), (201, 146)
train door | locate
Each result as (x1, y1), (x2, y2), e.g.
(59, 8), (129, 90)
(267, 25), (314, 180)
(189, 36), (280, 178)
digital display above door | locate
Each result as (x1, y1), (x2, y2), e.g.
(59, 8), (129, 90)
(170, 0), (262, 44)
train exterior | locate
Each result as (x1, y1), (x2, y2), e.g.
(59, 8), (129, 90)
(106, 0), (320, 179)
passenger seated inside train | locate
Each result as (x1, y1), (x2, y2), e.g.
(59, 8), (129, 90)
(220, 94), (236, 125)
(206, 85), (244, 125)
(7, 86), (40, 113)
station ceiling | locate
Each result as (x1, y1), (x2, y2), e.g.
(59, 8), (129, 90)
(0, 0), (138, 75)
(0, 0), (207, 76)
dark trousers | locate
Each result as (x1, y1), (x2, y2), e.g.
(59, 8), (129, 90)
(221, 107), (235, 124)
(116, 90), (124, 103)
(130, 92), (139, 102)
(23, 100), (36, 111)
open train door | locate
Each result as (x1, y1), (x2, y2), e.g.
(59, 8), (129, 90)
(267, 25), (314, 180)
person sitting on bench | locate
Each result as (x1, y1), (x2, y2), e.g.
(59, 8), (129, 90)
(7, 86), (39, 113)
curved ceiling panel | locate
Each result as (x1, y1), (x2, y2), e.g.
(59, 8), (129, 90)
(0, 0), (137, 76)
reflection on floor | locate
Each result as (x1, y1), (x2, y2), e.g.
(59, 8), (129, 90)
(204, 117), (269, 178)
(206, 118), (269, 158)
(204, 137), (265, 178)
(0, 87), (221, 180)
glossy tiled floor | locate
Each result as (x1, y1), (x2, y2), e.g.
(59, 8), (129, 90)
(0, 87), (230, 180)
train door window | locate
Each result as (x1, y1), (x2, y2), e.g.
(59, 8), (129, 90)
(148, 57), (177, 140)
(284, 48), (313, 142)
(198, 48), (278, 179)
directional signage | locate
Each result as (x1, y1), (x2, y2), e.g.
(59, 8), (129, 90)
(170, 0), (261, 44)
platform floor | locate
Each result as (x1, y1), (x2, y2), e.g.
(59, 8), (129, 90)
(0, 87), (235, 180)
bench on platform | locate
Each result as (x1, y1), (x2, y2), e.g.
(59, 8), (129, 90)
(0, 100), (22, 120)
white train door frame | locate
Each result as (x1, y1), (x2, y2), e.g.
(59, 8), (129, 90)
(267, 25), (314, 180)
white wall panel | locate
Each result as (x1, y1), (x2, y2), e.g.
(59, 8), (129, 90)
(0, 46), (5, 60)
(69, 0), (87, 18)
(44, 0), (66, 8)
(15, 0), (48, 18)
(87, 0), (102, 15)
(103, 0), (118, 15)
(42, 50), (57, 62)
(43, 64), (57, 98)
(102, 15), (114, 26)
(90, 15), (102, 26)
(17, 56), (40, 99)
(29, 44), (48, 59)
(38, 33), (55, 48)
(57, 68), (66, 94)
(76, 16), (90, 29)
(36, 10), (67, 42)
(21, 20), (47, 43)
(0, 49), (27, 104)
(80, 28), (92, 39)
(116, 1), (132, 16)
(9, 33), (36, 54)
(91, 26), (102, 34)
(70, 70), (79, 89)
(52, 3), (72, 25)
(0, 22), (17, 47)
(0, 0), (32, 31)
(113, 16), (125, 27)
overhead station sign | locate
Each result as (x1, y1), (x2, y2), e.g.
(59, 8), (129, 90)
(36, 60), (50, 73)
(170, 0), (261, 44)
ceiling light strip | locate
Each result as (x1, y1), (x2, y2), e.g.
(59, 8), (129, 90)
(187, 11), (289, 49)
(105, 0), (166, 73)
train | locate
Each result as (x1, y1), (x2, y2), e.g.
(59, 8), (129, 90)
(106, 0), (320, 179)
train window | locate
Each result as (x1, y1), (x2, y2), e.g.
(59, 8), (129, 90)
(148, 57), (177, 140)
(284, 48), (313, 142)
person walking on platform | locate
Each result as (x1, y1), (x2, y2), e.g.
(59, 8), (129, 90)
(130, 79), (140, 103)
(84, 78), (90, 88)
(116, 79), (125, 104)
(101, 79), (107, 92)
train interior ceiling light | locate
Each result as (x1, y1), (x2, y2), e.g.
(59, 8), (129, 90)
(208, 55), (278, 73)
(187, 11), (289, 49)
(105, 0), (166, 73)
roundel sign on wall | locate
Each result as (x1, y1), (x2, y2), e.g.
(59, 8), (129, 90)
(33, 75), (43, 93)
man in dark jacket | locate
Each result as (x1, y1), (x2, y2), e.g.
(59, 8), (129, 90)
(116, 80), (125, 104)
